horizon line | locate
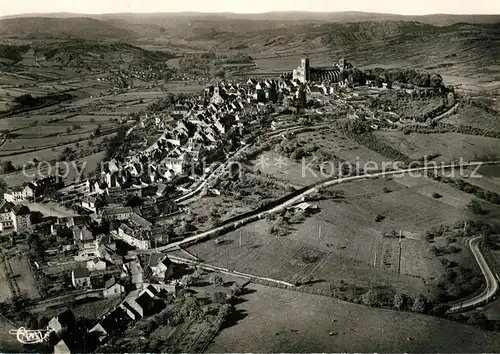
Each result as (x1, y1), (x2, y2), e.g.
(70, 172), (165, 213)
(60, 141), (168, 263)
(2, 10), (500, 17)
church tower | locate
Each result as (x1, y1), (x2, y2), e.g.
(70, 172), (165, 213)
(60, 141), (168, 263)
(301, 57), (310, 82)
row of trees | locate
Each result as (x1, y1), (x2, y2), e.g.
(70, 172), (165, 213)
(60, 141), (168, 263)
(428, 173), (500, 206)
(358, 289), (432, 313)
(364, 68), (444, 88)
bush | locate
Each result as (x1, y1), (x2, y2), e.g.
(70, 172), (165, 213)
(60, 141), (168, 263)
(361, 290), (381, 307)
(412, 294), (429, 313)
(375, 214), (385, 222)
(432, 192), (442, 199)
(213, 69), (226, 78)
(210, 274), (224, 287)
(467, 199), (488, 215)
(230, 283), (243, 296)
(212, 291), (228, 304)
(1, 160), (16, 174)
(394, 293), (409, 311)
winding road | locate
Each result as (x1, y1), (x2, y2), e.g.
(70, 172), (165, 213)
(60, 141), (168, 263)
(447, 235), (500, 313)
(142, 160), (500, 254)
(142, 159), (500, 313)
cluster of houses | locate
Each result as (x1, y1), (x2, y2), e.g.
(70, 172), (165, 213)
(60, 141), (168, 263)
(4, 176), (64, 203)
(50, 279), (177, 353)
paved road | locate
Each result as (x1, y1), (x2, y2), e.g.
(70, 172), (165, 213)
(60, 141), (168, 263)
(141, 160), (500, 254)
(447, 235), (500, 313)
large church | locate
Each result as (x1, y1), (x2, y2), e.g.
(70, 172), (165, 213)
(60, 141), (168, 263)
(289, 57), (352, 83)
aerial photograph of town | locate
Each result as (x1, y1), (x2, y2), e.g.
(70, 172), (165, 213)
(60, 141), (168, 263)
(0, 0), (499, 352)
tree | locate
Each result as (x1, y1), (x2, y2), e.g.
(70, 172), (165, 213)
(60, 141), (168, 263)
(361, 290), (380, 307)
(430, 73), (443, 88)
(143, 266), (153, 280)
(230, 283), (243, 296)
(295, 85), (307, 116)
(412, 293), (429, 313)
(212, 291), (228, 304)
(125, 195), (143, 207)
(1, 160), (15, 173)
(394, 293), (409, 310)
(210, 274), (224, 287)
(213, 69), (226, 78)
(467, 312), (488, 329)
(0, 178), (7, 197)
(468, 199), (487, 215)
(214, 303), (232, 328)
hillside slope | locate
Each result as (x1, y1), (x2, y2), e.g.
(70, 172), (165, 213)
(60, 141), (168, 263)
(0, 17), (134, 39)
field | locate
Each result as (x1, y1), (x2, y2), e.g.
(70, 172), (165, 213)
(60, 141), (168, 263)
(187, 196), (254, 231)
(253, 128), (397, 187)
(2, 150), (106, 187)
(374, 131), (500, 162)
(4, 252), (40, 300)
(42, 297), (122, 320)
(0, 316), (23, 352)
(251, 150), (325, 187)
(463, 165), (500, 194)
(0, 132), (112, 167)
(208, 283), (500, 352)
(186, 176), (476, 298)
(441, 105), (500, 132)
(20, 202), (77, 218)
(0, 261), (13, 303)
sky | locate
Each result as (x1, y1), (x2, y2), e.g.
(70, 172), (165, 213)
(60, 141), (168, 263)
(1, 0), (499, 17)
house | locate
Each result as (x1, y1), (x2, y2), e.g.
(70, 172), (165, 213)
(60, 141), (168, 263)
(161, 157), (185, 175)
(293, 202), (319, 213)
(54, 338), (72, 354)
(11, 204), (31, 233)
(93, 180), (107, 195)
(86, 258), (106, 272)
(103, 277), (125, 297)
(116, 224), (151, 250)
(121, 259), (143, 287)
(23, 176), (64, 200)
(52, 224), (73, 243)
(101, 207), (133, 221)
(123, 287), (161, 319)
(89, 306), (134, 342)
(48, 309), (76, 334)
(0, 200), (14, 231)
(71, 268), (91, 288)
(156, 183), (169, 198)
(22, 184), (36, 200)
(3, 187), (25, 203)
(65, 215), (89, 228)
(74, 245), (101, 262)
(81, 195), (104, 213)
(147, 254), (174, 281)
(210, 87), (225, 105)
(73, 225), (94, 244)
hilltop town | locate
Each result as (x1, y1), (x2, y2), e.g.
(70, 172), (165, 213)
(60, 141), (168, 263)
(0, 9), (500, 353)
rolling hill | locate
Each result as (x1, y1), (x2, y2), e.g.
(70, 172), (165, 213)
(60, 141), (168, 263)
(0, 17), (134, 39)
(3, 11), (500, 25)
(0, 13), (498, 81)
